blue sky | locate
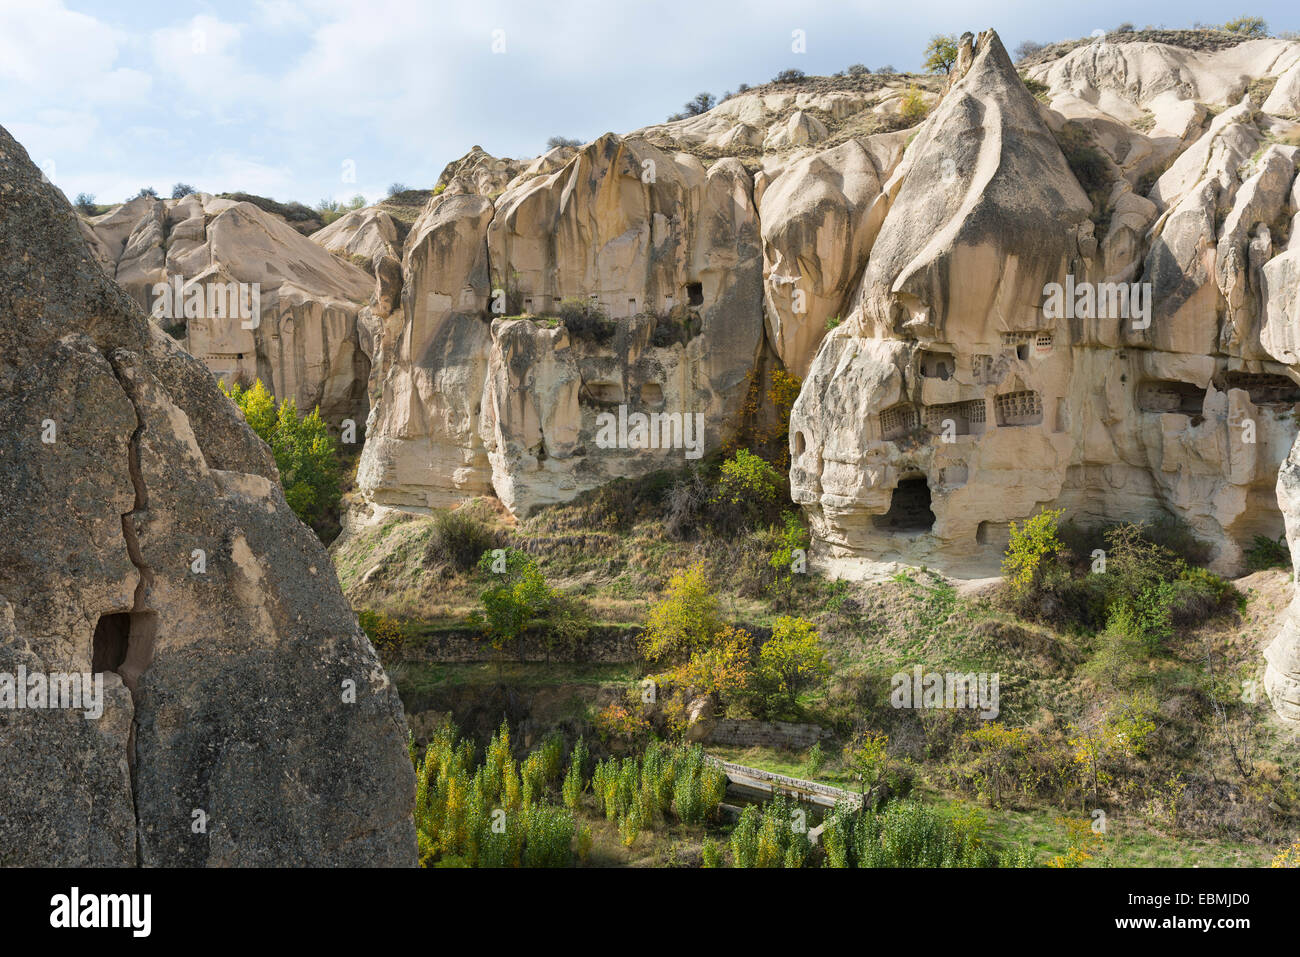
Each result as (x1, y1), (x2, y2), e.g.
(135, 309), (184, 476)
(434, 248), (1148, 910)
(3, 0), (1297, 207)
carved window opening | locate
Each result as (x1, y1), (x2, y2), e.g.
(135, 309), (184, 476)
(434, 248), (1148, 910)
(1221, 372), (1300, 407)
(994, 390), (1043, 427)
(1138, 379), (1204, 415)
(878, 403), (919, 441)
(924, 399), (986, 436)
(919, 351), (954, 380)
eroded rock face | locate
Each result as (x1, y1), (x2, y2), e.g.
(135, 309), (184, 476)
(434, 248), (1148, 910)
(358, 134), (764, 515)
(791, 30), (1300, 584)
(83, 193), (373, 429)
(0, 125), (416, 865)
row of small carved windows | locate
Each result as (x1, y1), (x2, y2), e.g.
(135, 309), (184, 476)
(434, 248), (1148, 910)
(879, 391), (1042, 439)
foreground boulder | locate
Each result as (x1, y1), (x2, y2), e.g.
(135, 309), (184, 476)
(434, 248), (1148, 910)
(0, 125), (417, 865)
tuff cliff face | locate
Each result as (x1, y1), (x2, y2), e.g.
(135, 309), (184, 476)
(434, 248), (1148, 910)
(792, 30), (1300, 582)
(358, 134), (768, 516)
(47, 27), (1300, 728)
(340, 30), (1300, 723)
(81, 191), (374, 429)
(0, 125), (417, 865)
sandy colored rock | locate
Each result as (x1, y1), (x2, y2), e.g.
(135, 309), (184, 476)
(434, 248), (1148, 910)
(83, 193), (373, 429)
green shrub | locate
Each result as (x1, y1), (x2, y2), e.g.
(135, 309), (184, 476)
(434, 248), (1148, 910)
(716, 449), (783, 509)
(1223, 15), (1268, 37)
(426, 508), (497, 573)
(701, 838), (723, 868)
(819, 801), (1031, 867)
(356, 609), (404, 665)
(221, 379), (340, 538)
(1245, 534), (1291, 571)
(1002, 508), (1065, 596)
(412, 721), (575, 868)
(639, 561), (723, 661)
(474, 548), (555, 651)
(750, 616), (828, 718)
(729, 796), (812, 868)
(899, 85), (929, 124)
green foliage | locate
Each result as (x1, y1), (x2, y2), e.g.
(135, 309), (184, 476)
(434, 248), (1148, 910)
(716, 449), (783, 509)
(820, 801), (1032, 867)
(316, 193), (366, 225)
(899, 85), (929, 124)
(74, 192), (97, 213)
(1245, 534), (1290, 571)
(750, 616), (828, 717)
(412, 721), (576, 867)
(924, 34), (959, 73)
(1223, 15), (1268, 37)
(221, 379), (340, 535)
(357, 609), (404, 665)
(806, 742), (826, 777)
(1002, 508), (1065, 596)
(842, 730), (892, 802)
(728, 796), (812, 868)
(701, 837), (723, 867)
(426, 508), (499, 574)
(590, 742), (727, 843)
(475, 548), (555, 651)
(639, 561), (723, 661)
(1020, 73), (1050, 101)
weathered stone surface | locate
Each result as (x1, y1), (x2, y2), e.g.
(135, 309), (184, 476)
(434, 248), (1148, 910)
(358, 134), (764, 516)
(83, 192), (373, 429)
(760, 134), (907, 375)
(0, 124), (416, 865)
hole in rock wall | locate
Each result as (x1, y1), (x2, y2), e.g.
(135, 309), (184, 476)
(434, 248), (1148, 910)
(924, 399), (986, 436)
(919, 351), (954, 380)
(92, 611), (158, 691)
(585, 381), (624, 404)
(872, 477), (935, 534)
(1137, 379), (1205, 415)
(994, 391), (1043, 427)
(1221, 372), (1300, 407)
(879, 403), (920, 441)
(976, 521), (990, 544)
(640, 382), (664, 406)
(686, 282), (704, 307)
(794, 431), (807, 456)
(92, 613), (130, 675)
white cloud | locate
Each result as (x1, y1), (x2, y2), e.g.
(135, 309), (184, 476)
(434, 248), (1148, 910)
(0, 0), (151, 104)
(149, 14), (254, 102)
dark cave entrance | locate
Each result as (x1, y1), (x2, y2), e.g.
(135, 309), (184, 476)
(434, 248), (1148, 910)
(92, 611), (158, 691)
(873, 476), (935, 534)
(92, 613), (130, 675)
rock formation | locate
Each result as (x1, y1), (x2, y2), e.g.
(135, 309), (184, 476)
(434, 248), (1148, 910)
(81, 192), (373, 429)
(791, 30), (1300, 581)
(0, 125), (416, 865)
(358, 134), (767, 515)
